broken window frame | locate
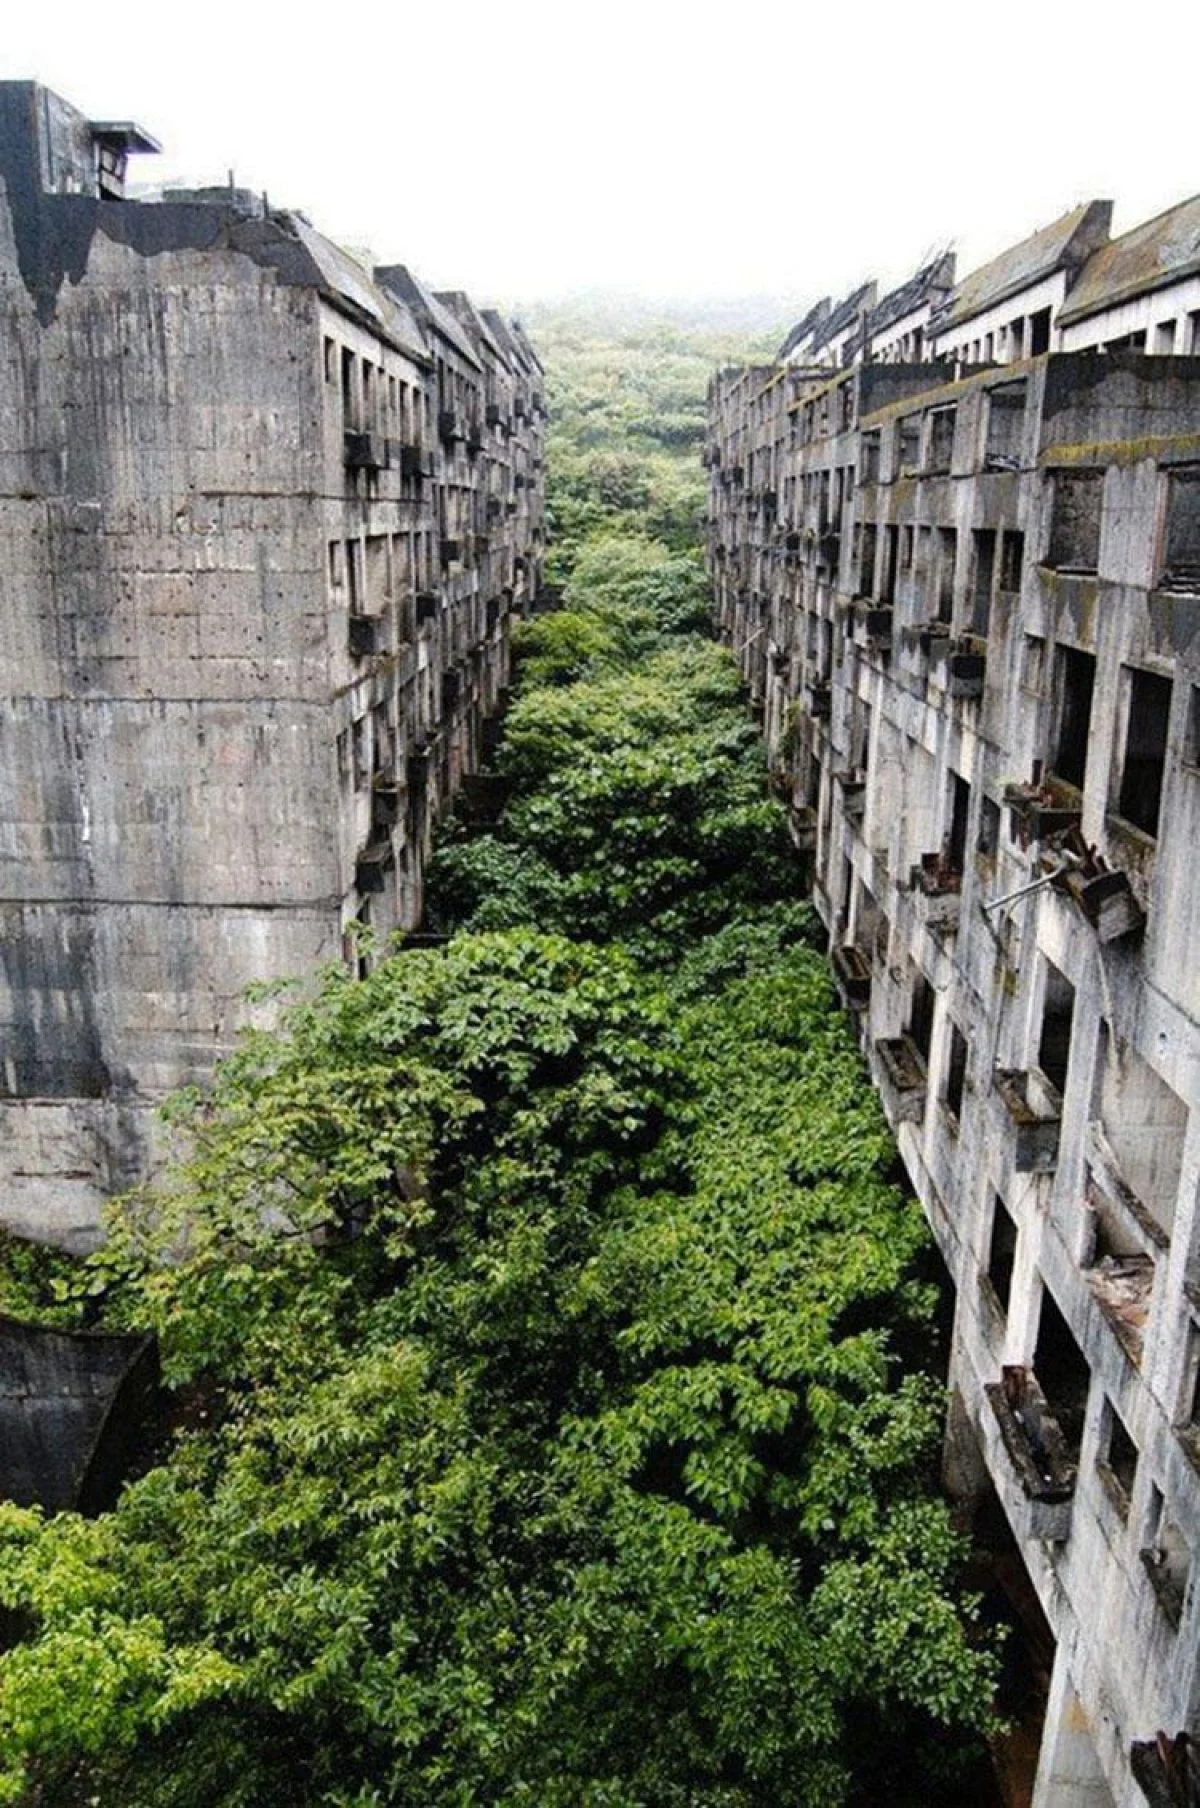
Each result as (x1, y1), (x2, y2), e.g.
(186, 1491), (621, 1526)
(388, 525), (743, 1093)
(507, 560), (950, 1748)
(1159, 465), (1200, 594)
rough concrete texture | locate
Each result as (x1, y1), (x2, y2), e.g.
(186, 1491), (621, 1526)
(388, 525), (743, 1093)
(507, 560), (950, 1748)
(0, 82), (546, 1246)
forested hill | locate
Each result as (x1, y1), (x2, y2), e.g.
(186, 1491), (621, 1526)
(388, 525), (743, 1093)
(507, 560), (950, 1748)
(0, 309), (1001, 1807)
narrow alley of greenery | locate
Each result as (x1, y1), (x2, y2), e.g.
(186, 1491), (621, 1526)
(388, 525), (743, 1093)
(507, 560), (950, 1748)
(0, 314), (999, 1807)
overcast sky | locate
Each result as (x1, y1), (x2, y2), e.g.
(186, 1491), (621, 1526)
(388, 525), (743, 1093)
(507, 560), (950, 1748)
(3, 0), (1197, 314)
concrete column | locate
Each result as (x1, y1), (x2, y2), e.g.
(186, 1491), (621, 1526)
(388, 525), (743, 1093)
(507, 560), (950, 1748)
(1032, 1650), (1116, 1807)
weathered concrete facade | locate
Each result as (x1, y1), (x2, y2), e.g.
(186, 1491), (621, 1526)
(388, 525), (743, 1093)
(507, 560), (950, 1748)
(0, 83), (545, 1246)
(710, 201), (1200, 1807)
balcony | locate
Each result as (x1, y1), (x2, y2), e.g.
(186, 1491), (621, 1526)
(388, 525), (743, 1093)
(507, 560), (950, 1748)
(1003, 782), (1082, 849)
(993, 1066), (1062, 1172)
(834, 768), (866, 822)
(485, 402), (503, 428)
(908, 853), (961, 932)
(805, 678), (832, 720)
(985, 1366), (1075, 1542)
(348, 614), (383, 659)
(355, 838), (393, 895)
(1059, 859), (1145, 943)
(371, 771), (403, 827)
(935, 642), (986, 699)
(344, 430), (388, 472)
(440, 538), (463, 567)
(438, 409), (461, 444)
(832, 943), (872, 1007)
(416, 590), (440, 624)
(398, 442), (433, 481)
(874, 1034), (928, 1123)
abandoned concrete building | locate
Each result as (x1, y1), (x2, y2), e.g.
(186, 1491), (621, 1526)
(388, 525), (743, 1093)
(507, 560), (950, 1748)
(0, 81), (546, 1247)
(709, 196), (1200, 1807)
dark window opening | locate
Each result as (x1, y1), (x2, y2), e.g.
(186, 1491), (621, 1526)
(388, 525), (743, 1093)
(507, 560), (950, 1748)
(936, 527), (957, 622)
(1029, 308), (1052, 356)
(1161, 468), (1200, 591)
(1052, 645), (1095, 790)
(341, 347), (356, 428)
(1037, 961), (1075, 1096)
(978, 795), (1001, 857)
(927, 406), (956, 473)
(1100, 1402), (1139, 1516)
(1047, 470), (1103, 573)
(1117, 668), (1172, 838)
(899, 414), (921, 471)
(1000, 529), (1025, 593)
(945, 1021), (969, 1123)
(985, 381), (1027, 469)
(908, 968), (935, 1064)
(882, 524), (899, 605)
(861, 431), (881, 483)
(1034, 1289), (1090, 1460)
(971, 528), (996, 636)
(947, 771), (971, 872)
(901, 524), (914, 572)
(987, 1197), (1018, 1315)
(858, 522), (877, 596)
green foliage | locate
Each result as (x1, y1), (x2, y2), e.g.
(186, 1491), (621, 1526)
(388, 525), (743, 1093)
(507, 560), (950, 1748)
(0, 308), (999, 1806)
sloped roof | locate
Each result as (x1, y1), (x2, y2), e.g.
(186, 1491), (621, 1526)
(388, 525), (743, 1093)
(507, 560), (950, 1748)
(374, 264), (483, 369)
(811, 280), (876, 354)
(869, 251), (955, 338)
(1057, 193), (1200, 326)
(436, 290), (508, 367)
(779, 297), (830, 360)
(283, 218), (429, 360)
(940, 200), (1113, 331)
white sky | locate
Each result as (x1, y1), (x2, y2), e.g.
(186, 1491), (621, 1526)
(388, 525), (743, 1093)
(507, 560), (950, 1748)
(2, 0), (1198, 314)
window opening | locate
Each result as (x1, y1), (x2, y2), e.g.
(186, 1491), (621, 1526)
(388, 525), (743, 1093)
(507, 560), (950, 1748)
(908, 967), (935, 1064)
(1047, 470), (1103, 573)
(1029, 308), (1051, 356)
(1116, 667), (1171, 838)
(1099, 1401), (1138, 1517)
(1033, 1289), (1089, 1461)
(985, 381), (1026, 470)
(1037, 961), (1075, 1096)
(936, 527), (957, 622)
(971, 528), (996, 636)
(1051, 645), (1095, 790)
(1000, 529), (1025, 593)
(927, 406), (956, 473)
(987, 1196), (1018, 1315)
(945, 1021), (969, 1123)
(947, 771), (971, 873)
(1161, 467), (1200, 593)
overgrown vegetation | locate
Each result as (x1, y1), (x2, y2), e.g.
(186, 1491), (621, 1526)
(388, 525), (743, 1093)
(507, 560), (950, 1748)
(0, 310), (999, 1806)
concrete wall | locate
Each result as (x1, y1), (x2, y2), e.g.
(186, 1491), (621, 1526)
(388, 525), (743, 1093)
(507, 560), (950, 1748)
(0, 84), (545, 1246)
(709, 343), (1200, 1808)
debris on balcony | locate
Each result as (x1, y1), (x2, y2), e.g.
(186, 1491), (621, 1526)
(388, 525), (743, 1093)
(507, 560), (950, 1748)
(832, 943), (872, 1006)
(1003, 780), (1082, 848)
(908, 852), (962, 930)
(1045, 825), (1146, 941)
(985, 1365), (1076, 1539)
(874, 1034), (928, 1122)
(1086, 1253), (1154, 1364)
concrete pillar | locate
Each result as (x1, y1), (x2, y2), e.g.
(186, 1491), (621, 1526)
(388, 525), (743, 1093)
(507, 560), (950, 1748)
(1032, 1651), (1116, 1807)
